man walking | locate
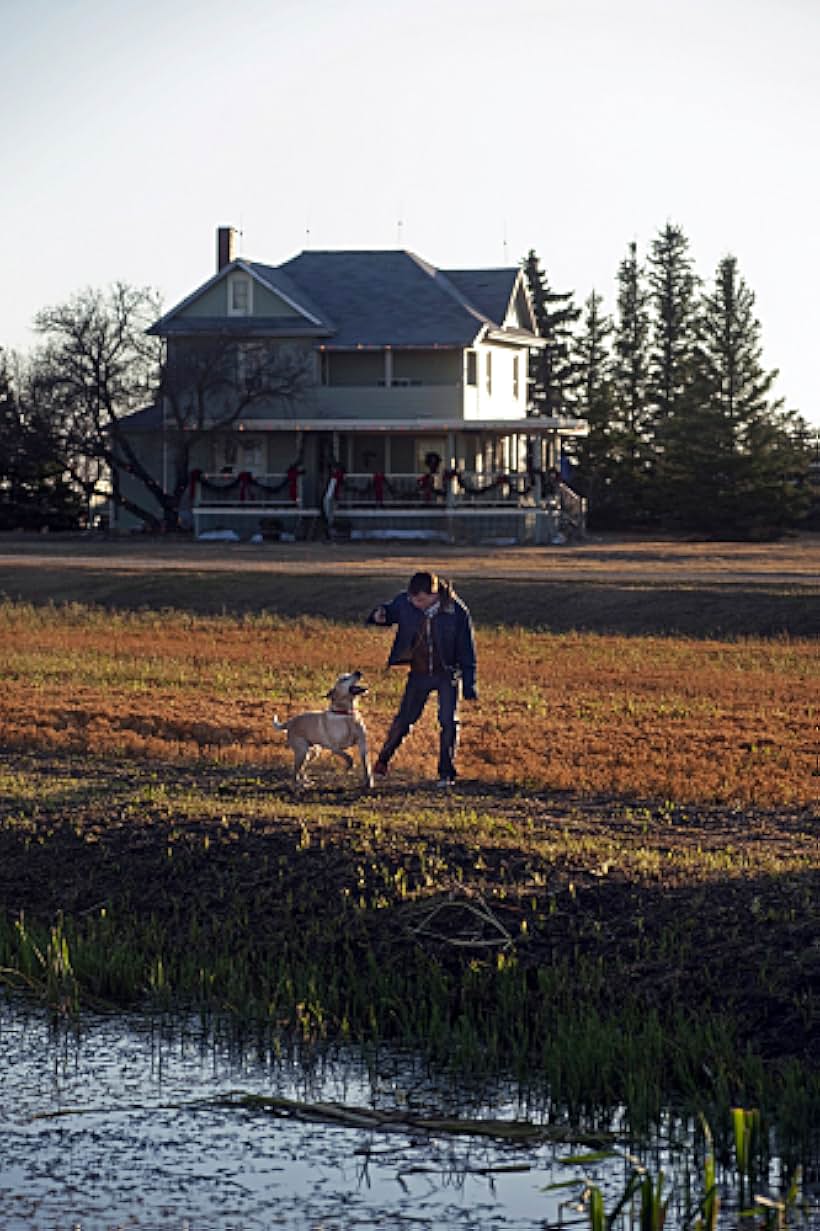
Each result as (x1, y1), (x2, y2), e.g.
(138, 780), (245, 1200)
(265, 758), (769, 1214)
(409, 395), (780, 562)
(367, 571), (478, 788)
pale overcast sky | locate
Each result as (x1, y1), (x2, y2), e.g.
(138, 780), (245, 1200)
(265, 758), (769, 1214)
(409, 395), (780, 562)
(2, 0), (818, 425)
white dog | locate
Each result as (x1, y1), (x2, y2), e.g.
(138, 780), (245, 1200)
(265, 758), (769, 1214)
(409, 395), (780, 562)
(273, 671), (373, 789)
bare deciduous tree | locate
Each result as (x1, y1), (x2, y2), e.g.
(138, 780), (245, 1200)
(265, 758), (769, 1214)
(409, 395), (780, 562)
(33, 283), (164, 527)
(33, 284), (312, 530)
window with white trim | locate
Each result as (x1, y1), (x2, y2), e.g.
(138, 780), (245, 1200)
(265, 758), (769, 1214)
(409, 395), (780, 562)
(228, 274), (252, 316)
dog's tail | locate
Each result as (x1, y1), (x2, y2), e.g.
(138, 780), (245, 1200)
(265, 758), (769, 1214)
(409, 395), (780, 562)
(272, 714), (289, 731)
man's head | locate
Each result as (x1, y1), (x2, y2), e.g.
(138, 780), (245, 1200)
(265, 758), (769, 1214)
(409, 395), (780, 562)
(408, 570), (439, 610)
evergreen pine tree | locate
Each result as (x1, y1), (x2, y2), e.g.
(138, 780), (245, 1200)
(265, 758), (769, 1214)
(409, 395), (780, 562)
(0, 352), (22, 522)
(678, 255), (809, 535)
(0, 349), (83, 530)
(609, 241), (653, 523)
(646, 223), (699, 516)
(571, 290), (616, 518)
(522, 250), (581, 417)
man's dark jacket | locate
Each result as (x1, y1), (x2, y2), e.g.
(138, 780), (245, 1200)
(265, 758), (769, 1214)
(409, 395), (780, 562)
(367, 589), (478, 699)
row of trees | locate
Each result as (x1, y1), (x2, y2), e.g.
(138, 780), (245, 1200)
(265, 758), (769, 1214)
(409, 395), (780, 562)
(525, 223), (816, 535)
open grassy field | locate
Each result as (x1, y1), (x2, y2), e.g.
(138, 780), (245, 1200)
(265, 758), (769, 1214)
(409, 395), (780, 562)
(0, 602), (817, 804)
(0, 536), (819, 1148)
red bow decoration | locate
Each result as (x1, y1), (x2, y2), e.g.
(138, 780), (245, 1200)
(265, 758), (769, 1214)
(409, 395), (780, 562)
(287, 465), (301, 502)
(418, 472), (435, 502)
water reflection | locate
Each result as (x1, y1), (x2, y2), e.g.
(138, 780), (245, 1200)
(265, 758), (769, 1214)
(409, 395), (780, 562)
(2, 996), (815, 1230)
(0, 995), (620, 1229)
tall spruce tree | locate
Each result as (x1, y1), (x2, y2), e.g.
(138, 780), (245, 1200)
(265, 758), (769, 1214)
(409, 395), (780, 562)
(523, 249), (581, 417)
(646, 223), (699, 517)
(677, 254), (809, 535)
(571, 290), (616, 517)
(609, 241), (653, 522)
(0, 350), (83, 529)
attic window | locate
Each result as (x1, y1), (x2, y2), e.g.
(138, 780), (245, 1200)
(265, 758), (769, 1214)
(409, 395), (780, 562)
(229, 274), (252, 316)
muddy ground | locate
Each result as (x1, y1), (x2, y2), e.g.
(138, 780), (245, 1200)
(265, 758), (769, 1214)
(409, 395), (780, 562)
(2, 751), (818, 1067)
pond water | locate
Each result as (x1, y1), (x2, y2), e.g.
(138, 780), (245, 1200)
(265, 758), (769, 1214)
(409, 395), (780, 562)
(0, 995), (811, 1230)
(0, 996), (640, 1231)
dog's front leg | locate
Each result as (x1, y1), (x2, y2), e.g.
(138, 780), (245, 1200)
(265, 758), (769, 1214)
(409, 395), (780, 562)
(358, 733), (373, 789)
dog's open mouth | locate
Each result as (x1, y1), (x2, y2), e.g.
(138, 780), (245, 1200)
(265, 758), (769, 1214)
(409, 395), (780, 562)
(350, 684), (368, 696)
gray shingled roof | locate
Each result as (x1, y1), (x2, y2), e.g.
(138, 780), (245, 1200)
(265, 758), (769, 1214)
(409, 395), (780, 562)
(273, 250), (498, 348)
(443, 269), (519, 326)
(154, 317), (331, 338)
(115, 403), (163, 430)
(153, 250), (532, 349)
(249, 262), (335, 329)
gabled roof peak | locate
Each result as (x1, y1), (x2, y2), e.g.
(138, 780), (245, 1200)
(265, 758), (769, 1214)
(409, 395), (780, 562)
(150, 245), (535, 348)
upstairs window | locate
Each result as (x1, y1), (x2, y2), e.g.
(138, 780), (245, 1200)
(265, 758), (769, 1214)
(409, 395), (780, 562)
(513, 355), (519, 399)
(228, 274), (252, 316)
(466, 350), (477, 386)
(486, 351), (492, 396)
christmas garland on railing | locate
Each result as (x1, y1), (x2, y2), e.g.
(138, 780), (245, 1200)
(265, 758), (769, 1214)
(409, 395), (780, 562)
(448, 470), (535, 497)
(335, 471), (409, 505)
(188, 462), (304, 504)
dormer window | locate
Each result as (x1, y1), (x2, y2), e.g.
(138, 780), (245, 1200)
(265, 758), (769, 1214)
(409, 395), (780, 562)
(228, 273), (252, 316)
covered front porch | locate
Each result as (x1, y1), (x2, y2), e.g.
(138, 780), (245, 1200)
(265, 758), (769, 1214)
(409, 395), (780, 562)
(186, 417), (587, 545)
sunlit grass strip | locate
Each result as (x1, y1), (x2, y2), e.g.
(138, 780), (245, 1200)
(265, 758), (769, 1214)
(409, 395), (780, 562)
(0, 599), (818, 803)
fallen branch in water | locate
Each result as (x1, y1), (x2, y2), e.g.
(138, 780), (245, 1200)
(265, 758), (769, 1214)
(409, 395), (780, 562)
(212, 1091), (617, 1146)
(26, 1090), (618, 1147)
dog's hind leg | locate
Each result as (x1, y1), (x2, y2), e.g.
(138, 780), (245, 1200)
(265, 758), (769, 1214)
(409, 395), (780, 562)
(332, 750), (354, 771)
(290, 737), (313, 787)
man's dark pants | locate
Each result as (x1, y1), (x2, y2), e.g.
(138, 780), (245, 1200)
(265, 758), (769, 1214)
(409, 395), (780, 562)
(378, 671), (459, 780)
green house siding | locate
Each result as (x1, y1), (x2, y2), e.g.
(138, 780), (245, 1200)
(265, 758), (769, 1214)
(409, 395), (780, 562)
(177, 273), (309, 321)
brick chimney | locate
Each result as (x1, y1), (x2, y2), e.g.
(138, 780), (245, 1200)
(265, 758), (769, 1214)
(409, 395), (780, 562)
(217, 226), (238, 271)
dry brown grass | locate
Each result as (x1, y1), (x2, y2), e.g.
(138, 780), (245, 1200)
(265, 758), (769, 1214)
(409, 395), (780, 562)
(0, 602), (817, 805)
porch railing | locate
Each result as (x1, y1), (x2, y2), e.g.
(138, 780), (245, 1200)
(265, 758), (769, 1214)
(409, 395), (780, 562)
(189, 469), (586, 531)
(335, 472), (537, 508)
(192, 472), (304, 507)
